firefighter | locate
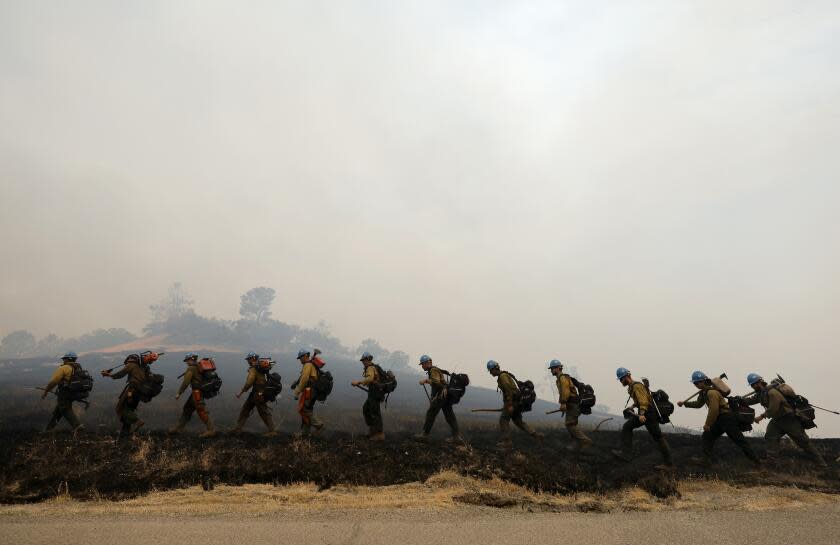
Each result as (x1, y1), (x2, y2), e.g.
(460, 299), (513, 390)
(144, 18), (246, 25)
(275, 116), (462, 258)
(611, 367), (674, 469)
(41, 352), (83, 432)
(548, 359), (592, 450)
(351, 351), (384, 441)
(101, 352), (160, 438)
(678, 371), (758, 465)
(486, 360), (543, 448)
(230, 352), (277, 437)
(169, 352), (216, 437)
(743, 373), (827, 468)
(415, 355), (461, 442)
(292, 349), (325, 437)
(231, 352), (276, 436)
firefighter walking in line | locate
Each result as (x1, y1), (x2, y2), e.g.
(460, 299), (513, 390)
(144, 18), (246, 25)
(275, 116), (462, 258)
(742, 373), (827, 468)
(611, 367), (674, 469)
(41, 351), (83, 432)
(415, 355), (461, 442)
(231, 352), (276, 436)
(169, 352), (216, 437)
(678, 371), (758, 465)
(101, 352), (160, 438)
(351, 351), (385, 441)
(486, 360), (543, 448)
(548, 359), (592, 450)
(293, 349), (325, 437)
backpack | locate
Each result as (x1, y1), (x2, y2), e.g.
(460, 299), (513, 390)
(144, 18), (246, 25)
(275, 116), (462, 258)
(504, 372), (536, 412)
(311, 363), (334, 402)
(257, 357), (274, 372)
(370, 364), (397, 401)
(61, 364), (94, 402)
(768, 380), (816, 429)
(647, 386), (674, 424)
(135, 372), (165, 403)
(196, 358), (223, 399)
(569, 376), (596, 415)
(262, 372), (283, 402)
(728, 397), (755, 432)
(443, 371), (469, 405)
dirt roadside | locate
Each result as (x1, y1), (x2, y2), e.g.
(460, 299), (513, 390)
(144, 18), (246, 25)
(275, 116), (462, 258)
(2, 475), (840, 545)
(1, 504), (839, 545)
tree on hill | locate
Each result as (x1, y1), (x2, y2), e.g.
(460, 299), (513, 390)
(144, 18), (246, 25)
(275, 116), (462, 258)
(149, 282), (194, 322)
(239, 287), (275, 324)
(0, 330), (37, 357)
(356, 338), (415, 375)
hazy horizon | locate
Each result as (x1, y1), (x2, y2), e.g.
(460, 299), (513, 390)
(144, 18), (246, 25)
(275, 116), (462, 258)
(2, 1), (839, 435)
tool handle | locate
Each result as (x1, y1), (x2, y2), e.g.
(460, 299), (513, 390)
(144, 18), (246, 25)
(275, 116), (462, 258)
(811, 404), (840, 415)
(680, 389), (702, 404)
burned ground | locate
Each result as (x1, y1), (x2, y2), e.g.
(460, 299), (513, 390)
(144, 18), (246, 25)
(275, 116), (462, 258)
(1, 429), (837, 503)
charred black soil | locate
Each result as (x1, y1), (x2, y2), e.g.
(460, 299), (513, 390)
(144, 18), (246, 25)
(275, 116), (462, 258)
(1, 430), (838, 503)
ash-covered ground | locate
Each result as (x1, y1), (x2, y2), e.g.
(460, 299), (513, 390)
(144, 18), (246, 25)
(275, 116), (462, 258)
(1, 429), (837, 503)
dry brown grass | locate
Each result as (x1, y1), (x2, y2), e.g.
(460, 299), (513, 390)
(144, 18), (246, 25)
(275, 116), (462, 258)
(0, 472), (837, 518)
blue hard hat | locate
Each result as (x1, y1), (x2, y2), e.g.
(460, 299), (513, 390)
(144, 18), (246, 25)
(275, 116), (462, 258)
(691, 370), (708, 383)
(62, 351), (78, 360)
(419, 355), (432, 364)
(360, 351), (373, 361)
(183, 352), (198, 361)
(297, 349), (310, 359)
(245, 351), (259, 360)
(747, 373), (763, 386)
(548, 359), (563, 369)
(486, 360), (500, 370)
(616, 367), (631, 380)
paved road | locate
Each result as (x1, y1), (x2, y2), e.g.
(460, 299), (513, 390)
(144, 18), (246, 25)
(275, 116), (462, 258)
(2, 505), (839, 545)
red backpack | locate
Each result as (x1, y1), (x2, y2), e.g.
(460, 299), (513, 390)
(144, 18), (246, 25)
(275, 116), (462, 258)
(198, 358), (217, 373)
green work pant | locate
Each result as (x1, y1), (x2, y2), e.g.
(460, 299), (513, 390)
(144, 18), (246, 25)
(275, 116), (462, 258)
(423, 395), (459, 436)
(363, 394), (383, 433)
(236, 392), (275, 431)
(46, 394), (80, 431)
(499, 408), (534, 438)
(765, 413), (825, 464)
(702, 413), (758, 463)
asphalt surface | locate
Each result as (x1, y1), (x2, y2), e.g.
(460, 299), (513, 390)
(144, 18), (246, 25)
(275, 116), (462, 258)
(3, 505), (840, 545)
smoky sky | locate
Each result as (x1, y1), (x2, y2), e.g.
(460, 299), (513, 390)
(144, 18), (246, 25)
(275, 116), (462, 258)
(2, 1), (839, 434)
